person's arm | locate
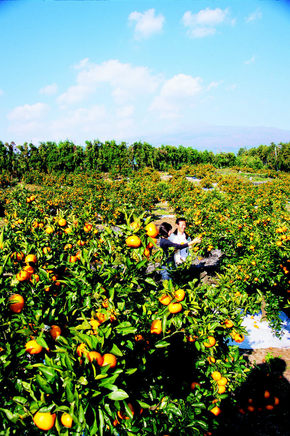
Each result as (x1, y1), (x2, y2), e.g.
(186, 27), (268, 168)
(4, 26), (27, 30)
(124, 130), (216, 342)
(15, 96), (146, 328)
(164, 239), (189, 250)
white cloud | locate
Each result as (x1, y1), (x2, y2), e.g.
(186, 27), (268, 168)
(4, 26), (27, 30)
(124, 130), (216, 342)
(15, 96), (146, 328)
(39, 83), (58, 96)
(74, 58), (90, 70)
(116, 105), (135, 119)
(128, 8), (165, 39)
(57, 59), (160, 107)
(0, 89), (4, 96)
(182, 8), (231, 38)
(150, 74), (202, 119)
(246, 9), (262, 23)
(207, 81), (222, 90)
(7, 102), (49, 121)
(51, 105), (107, 135)
(245, 55), (255, 65)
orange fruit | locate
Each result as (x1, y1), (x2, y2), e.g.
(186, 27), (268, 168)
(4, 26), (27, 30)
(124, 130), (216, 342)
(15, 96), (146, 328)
(174, 289), (185, 302)
(130, 221), (140, 230)
(88, 351), (103, 365)
(168, 302), (182, 313)
(144, 247), (150, 257)
(233, 333), (245, 343)
(9, 294), (24, 313)
(145, 223), (158, 238)
(126, 235), (141, 248)
(224, 319), (234, 328)
(16, 270), (31, 281)
(33, 412), (56, 430)
(76, 343), (88, 357)
(45, 226), (54, 234)
(24, 265), (34, 275)
(102, 353), (117, 368)
(25, 339), (43, 354)
(50, 325), (61, 340)
(16, 252), (24, 261)
(190, 382), (200, 390)
(58, 218), (67, 227)
(151, 319), (162, 334)
(61, 413), (73, 428)
(274, 396), (279, 405)
(211, 371), (222, 381)
(204, 336), (216, 348)
(147, 238), (157, 248)
(208, 356), (216, 364)
(218, 385), (226, 394)
(158, 294), (172, 305)
(69, 255), (78, 263)
(210, 406), (221, 416)
(264, 390), (270, 399)
(25, 254), (37, 264)
(265, 404), (274, 410)
(217, 377), (227, 386)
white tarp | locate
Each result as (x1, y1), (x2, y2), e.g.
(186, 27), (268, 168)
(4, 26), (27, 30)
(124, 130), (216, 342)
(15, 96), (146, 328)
(227, 311), (290, 349)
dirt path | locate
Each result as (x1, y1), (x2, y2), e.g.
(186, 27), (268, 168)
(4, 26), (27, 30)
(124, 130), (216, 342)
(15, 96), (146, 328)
(152, 200), (290, 383)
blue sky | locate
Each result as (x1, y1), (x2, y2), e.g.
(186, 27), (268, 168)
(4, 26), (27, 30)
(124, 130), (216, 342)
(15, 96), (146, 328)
(0, 0), (290, 152)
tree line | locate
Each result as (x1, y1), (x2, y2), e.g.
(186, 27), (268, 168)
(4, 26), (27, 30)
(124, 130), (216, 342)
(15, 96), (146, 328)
(0, 140), (289, 176)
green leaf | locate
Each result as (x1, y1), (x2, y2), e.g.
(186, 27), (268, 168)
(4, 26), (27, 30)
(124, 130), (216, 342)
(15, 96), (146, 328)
(110, 343), (123, 356)
(12, 396), (27, 405)
(107, 390), (129, 401)
(155, 341), (170, 348)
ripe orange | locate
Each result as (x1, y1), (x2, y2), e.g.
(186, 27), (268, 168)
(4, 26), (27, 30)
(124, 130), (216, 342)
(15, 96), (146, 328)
(50, 325), (62, 340)
(24, 265), (34, 275)
(158, 294), (172, 305)
(88, 351), (104, 365)
(25, 254), (37, 264)
(69, 255), (78, 263)
(224, 319), (234, 328)
(217, 377), (227, 386)
(147, 237), (157, 248)
(210, 406), (221, 416)
(126, 235), (141, 248)
(145, 223), (158, 238)
(25, 339), (43, 354)
(130, 221), (140, 230)
(211, 371), (221, 381)
(190, 382), (200, 390)
(218, 385), (226, 394)
(76, 343), (88, 357)
(144, 247), (150, 257)
(33, 412), (56, 430)
(45, 226), (54, 234)
(58, 218), (67, 227)
(208, 356), (216, 364)
(16, 270), (31, 281)
(264, 390), (270, 399)
(61, 413), (73, 428)
(168, 302), (182, 313)
(151, 319), (162, 334)
(9, 294), (24, 313)
(16, 252), (24, 261)
(174, 289), (185, 302)
(102, 353), (117, 368)
(233, 333), (245, 343)
(204, 336), (216, 348)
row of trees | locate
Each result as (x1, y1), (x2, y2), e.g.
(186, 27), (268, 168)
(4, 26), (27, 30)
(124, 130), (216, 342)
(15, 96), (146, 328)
(0, 140), (289, 175)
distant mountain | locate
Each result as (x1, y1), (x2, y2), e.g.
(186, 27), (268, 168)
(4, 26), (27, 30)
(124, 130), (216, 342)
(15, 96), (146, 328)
(140, 125), (290, 153)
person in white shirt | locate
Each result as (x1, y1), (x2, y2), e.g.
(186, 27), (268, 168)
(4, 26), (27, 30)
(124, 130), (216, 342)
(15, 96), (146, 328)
(169, 217), (191, 265)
